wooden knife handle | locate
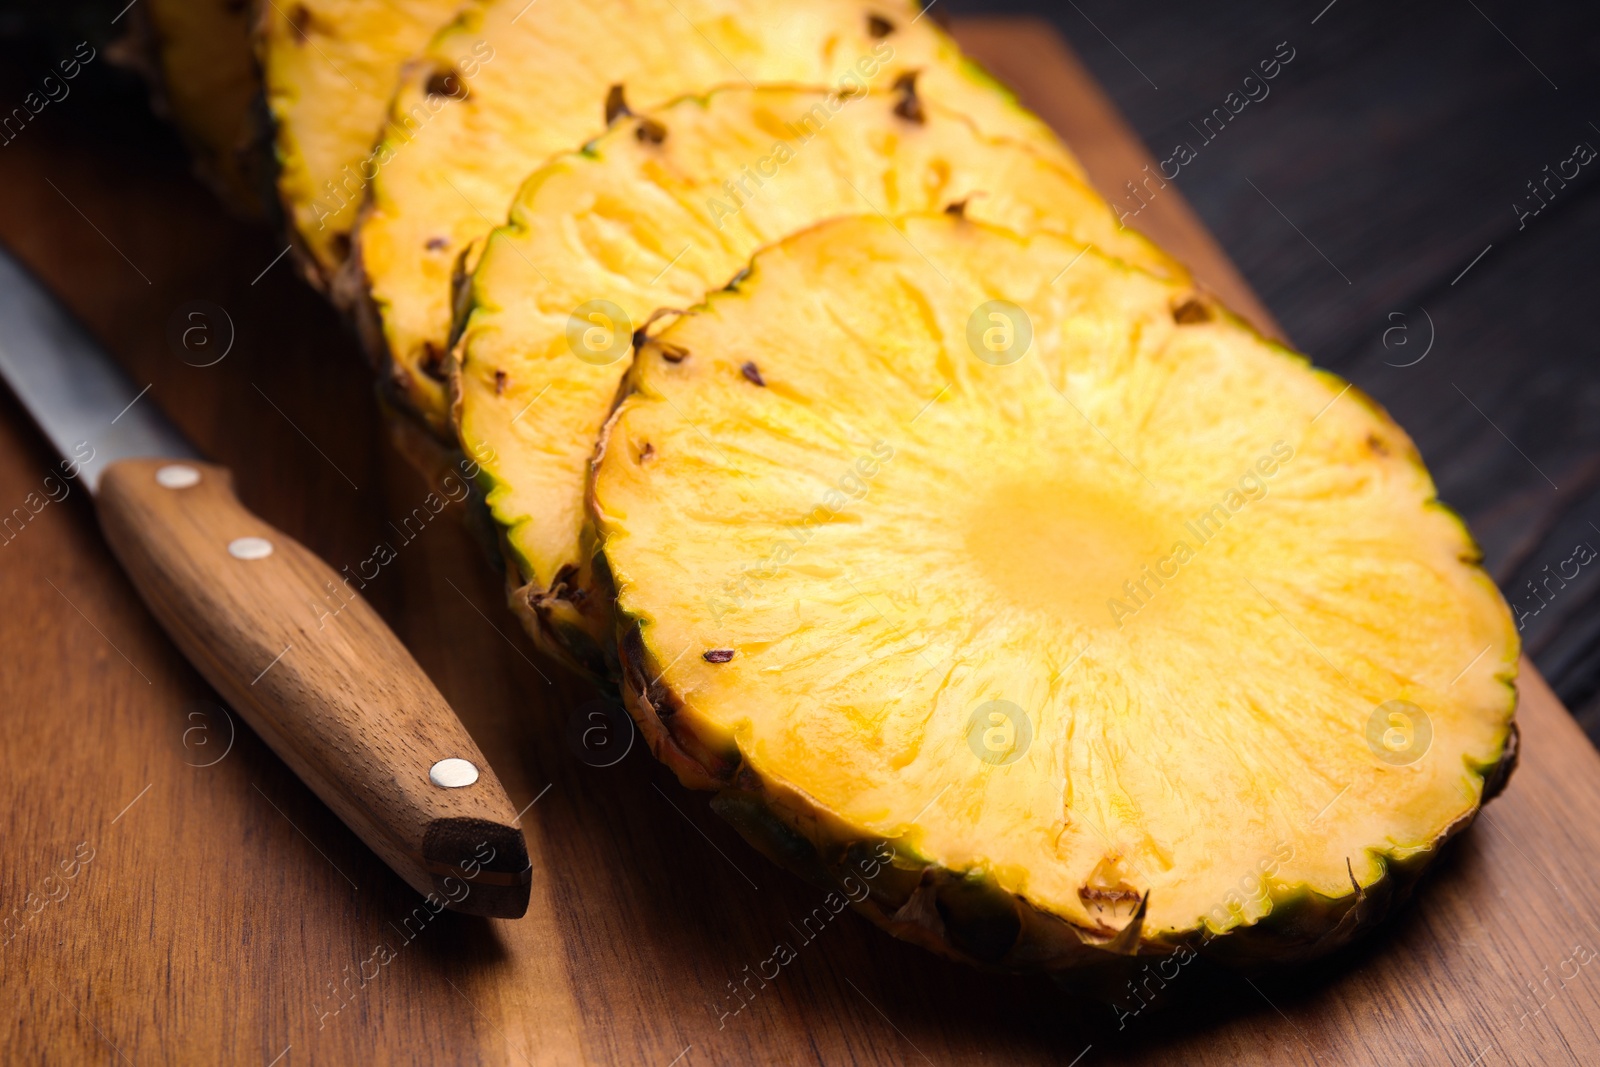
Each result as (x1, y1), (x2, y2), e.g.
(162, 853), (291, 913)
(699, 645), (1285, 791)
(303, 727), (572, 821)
(95, 457), (532, 918)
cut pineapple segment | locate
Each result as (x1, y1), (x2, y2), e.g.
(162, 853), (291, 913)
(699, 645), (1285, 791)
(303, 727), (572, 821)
(455, 85), (1177, 674)
(352, 0), (1077, 438)
(141, 0), (265, 216)
(256, 0), (465, 286)
(590, 215), (1519, 969)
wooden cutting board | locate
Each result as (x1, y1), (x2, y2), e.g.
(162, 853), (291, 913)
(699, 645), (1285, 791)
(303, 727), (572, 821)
(3, 17), (1597, 1066)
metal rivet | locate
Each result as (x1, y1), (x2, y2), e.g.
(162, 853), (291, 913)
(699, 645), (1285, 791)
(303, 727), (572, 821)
(429, 758), (479, 788)
(228, 536), (274, 560)
(155, 464), (201, 489)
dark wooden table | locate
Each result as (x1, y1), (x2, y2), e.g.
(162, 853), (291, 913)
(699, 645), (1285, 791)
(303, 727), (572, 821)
(954, 0), (1600, 735)
(4, 7), (1600, 1066)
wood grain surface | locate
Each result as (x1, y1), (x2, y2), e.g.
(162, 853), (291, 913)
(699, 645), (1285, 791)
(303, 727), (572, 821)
(3, 16), (1599, 1067)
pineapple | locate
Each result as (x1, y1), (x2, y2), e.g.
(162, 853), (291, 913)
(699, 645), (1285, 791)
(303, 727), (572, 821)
(349, 0), (1078, 441)
(255, 0), (465, 288)
(135, 0), (267, 217)
(452, 85), (1179, 675)
(588, 214), (1519, 970)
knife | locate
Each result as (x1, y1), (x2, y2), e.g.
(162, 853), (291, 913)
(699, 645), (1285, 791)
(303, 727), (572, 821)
(0, 245), (532, 919)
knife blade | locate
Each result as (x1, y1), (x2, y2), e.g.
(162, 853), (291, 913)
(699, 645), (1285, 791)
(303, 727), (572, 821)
(0, 250), (198, 489)
(0, 244), (532, 918)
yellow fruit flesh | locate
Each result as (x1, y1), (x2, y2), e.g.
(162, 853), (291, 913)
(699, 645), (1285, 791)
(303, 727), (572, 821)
(357, 0), (1077, 436)
(257, 0), (464, 283)
(455, 86), (1178, 642)
(145, 0), (263, 216)
(591, 216), (1518, 946)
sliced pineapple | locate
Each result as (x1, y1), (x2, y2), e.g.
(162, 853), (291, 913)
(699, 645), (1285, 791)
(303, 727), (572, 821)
(454, 84), (1176, 674)
(139, 0), (266, 216)
(589, 215), (1519, 970)
(256, 0), (465, 287)
(351, 0), (1077, 440)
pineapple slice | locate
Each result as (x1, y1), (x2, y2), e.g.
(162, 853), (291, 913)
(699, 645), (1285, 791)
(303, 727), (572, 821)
(139, 0), (266, 217)
(256, 0), (466, 287)
(351, 0), (1076, 439)
(454, 84), (1178, 675)
(589, 215), (1519, 970)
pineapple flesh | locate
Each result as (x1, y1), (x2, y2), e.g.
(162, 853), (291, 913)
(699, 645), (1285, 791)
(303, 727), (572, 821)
(453, 84), (1179, 675)
(589, 215), (1519, 969)
(256, 0), (466, 287)
(351, 0), (1077, 440)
